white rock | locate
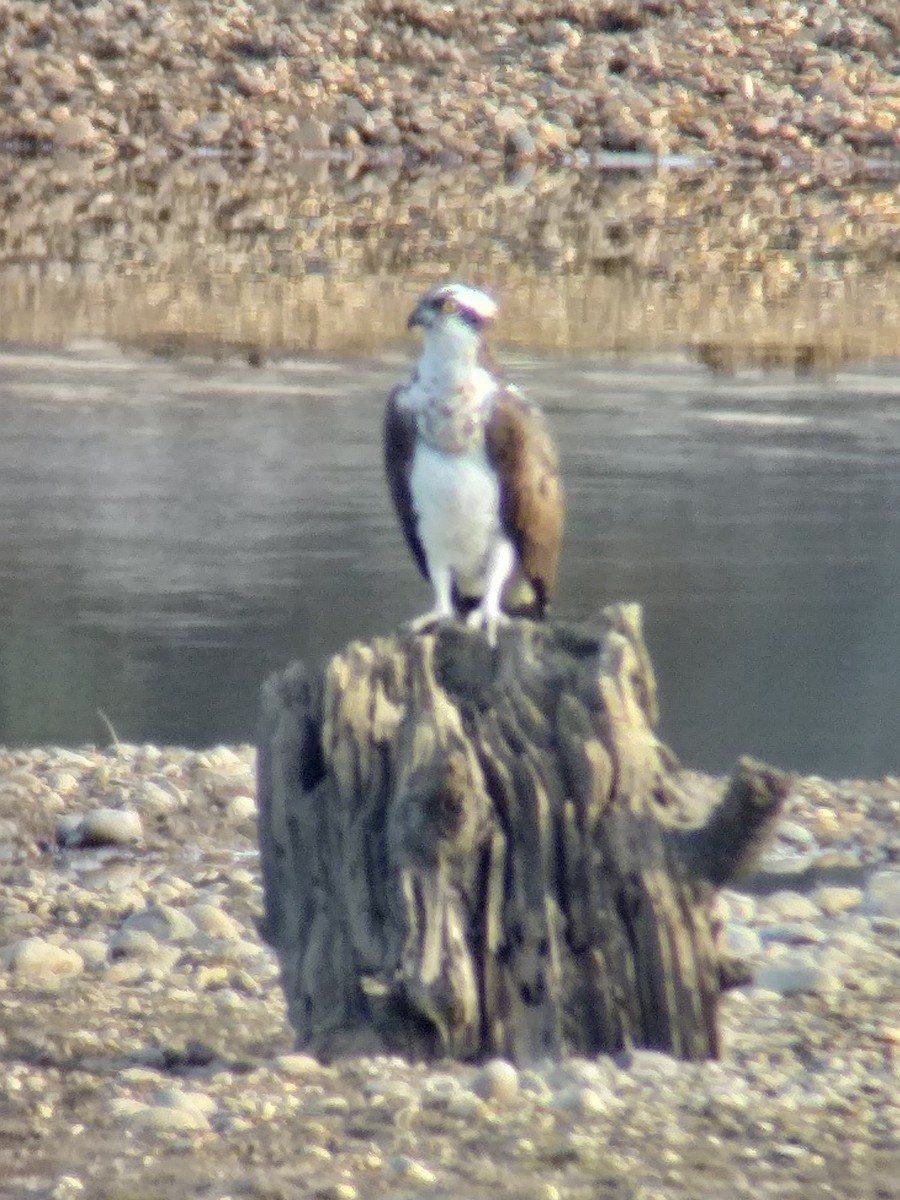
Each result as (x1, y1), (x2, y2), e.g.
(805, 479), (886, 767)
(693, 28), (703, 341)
(421, 1073), (463, 1107)
(388, 1155), (437, 1184)
(109, 928), (161, 961)
(719, 892), (757, 922)
(154, 1087), (217, 1116)
(759, 922), (825, 945)
(5, 937), (84, 981)
(776, 820), (816, 851)
(120, 905), (197, 943)
(69, 938), (109, 967)
(755, 962), (837, 996)
(65, 807), (143, 847)
(118, 1068), (164, 1085)
(814, 886), (863, 916)
(185, 903), (242, 941)
(761, 891), (820, 922)
(866, 869), (900, 917)
(50, 1175), (84, 1199)
(133, 1103), (212, 1133)
(316, 1185), (358, 1200)
(550, 1085), (611, 1115)
(110, 1097), (148, 1120)
(471, 1058), (519, 1103)
(135, 781), (183, 814)
(623, 1049), (684, 1083)
(53, 114), (100, 149)
(228, 794), (257, 822)
(723, 925), (762, 957)
(103, 960), (147, 986)
(444, 1092), (487, 1118)
(275, 1052), (323, 1077)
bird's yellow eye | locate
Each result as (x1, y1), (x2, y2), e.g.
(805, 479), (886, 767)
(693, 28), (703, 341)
(440, 296), (459, 314)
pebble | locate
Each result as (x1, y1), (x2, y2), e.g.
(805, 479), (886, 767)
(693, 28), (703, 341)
(228, 794), (257, 822)
(49, 1177), (84, 1199)
(185, 903), (243, 941)
(276, 1053), (323, 1077)
(760, 892), (821, 922)
(388, 1155), (437, 1184)
(443, 1091), (487, 1119)
(723, 924), (763, 957)
(755, 962), (838, 996)
(550, 1085), (612, 1115)
(814, 886), (863, 916)
(135, 781), (184, 814)
(154, 1087), (218, 1117)
(758, 922), (827, 945)
(4, 936), (84, 981)
(471, 1058), (520, 1104)
(622, 1050), (685, 1084)
(52, 114), (99, 150)
(363, 1076), (418, 1103)
(109, 928), (161, 961)
(131, 1102), (212, 1134)
(866, 870), (900, 917)
(68, 938), (108, 968)
(104, 959), (149, 985)
(421, 1073), (463, 1106)
(315, 1186), (358, 1200)
(119, 905), (197, 943)
(59, 807), (143, 848)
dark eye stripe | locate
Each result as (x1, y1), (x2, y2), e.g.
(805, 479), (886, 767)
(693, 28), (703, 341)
(458, 308), (484, 329)
(430, 294), (485, 329)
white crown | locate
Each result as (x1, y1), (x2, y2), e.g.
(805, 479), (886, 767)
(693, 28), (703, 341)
(435, 282), (498, 323)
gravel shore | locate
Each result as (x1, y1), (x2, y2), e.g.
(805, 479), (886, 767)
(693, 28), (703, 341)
(0, 743), (897, 1199)
(2, 0), (898, 165)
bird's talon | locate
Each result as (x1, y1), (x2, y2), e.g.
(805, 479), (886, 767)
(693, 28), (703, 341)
(408, 611), (453, 635)
(465, 608), (510, 647)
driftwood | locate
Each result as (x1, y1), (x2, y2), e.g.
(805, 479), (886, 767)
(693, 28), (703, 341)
(256, 604), (790, 1064)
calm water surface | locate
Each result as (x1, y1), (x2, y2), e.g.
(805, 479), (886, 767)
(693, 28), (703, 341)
(0, 344), (898, 777)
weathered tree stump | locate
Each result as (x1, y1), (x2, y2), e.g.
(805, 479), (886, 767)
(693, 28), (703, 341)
(256, 604), (790, 1064)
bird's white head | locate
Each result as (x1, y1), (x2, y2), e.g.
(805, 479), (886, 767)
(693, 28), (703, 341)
(407, 282), (497, 362)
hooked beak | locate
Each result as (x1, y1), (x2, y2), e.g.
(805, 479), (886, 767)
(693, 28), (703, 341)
(407, 300), (430, 330)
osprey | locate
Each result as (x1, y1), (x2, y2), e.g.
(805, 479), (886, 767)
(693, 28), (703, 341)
(384, 282), (563, 642)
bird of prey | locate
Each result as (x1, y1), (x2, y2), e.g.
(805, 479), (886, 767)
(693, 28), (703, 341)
(384, 281), (563, 643)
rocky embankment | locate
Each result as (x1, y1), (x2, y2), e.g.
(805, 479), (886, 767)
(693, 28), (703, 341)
(1, 0), (898, 165)
(0, 744), (897, 1199)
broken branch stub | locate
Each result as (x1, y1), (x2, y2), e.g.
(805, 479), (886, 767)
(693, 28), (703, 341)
(256, 603), (789, 1063)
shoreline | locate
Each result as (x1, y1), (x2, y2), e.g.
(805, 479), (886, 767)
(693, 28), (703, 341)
(3, 161), (899, 361)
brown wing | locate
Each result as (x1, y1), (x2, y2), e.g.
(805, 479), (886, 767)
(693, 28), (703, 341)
(485, 387), (564, 617)
(384, 385), (429, 580)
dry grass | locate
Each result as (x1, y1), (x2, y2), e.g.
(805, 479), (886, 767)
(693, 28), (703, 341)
(3, 266), (898, 368)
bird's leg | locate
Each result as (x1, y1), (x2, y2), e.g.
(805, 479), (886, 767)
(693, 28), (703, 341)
(408, 564), (456, 634)
(465, 539), (515, 647)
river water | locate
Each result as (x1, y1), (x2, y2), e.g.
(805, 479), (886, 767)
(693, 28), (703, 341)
(0, 343), (897, 778)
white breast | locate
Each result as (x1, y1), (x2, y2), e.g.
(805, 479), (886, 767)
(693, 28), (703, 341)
(410, 441), (501, 592)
